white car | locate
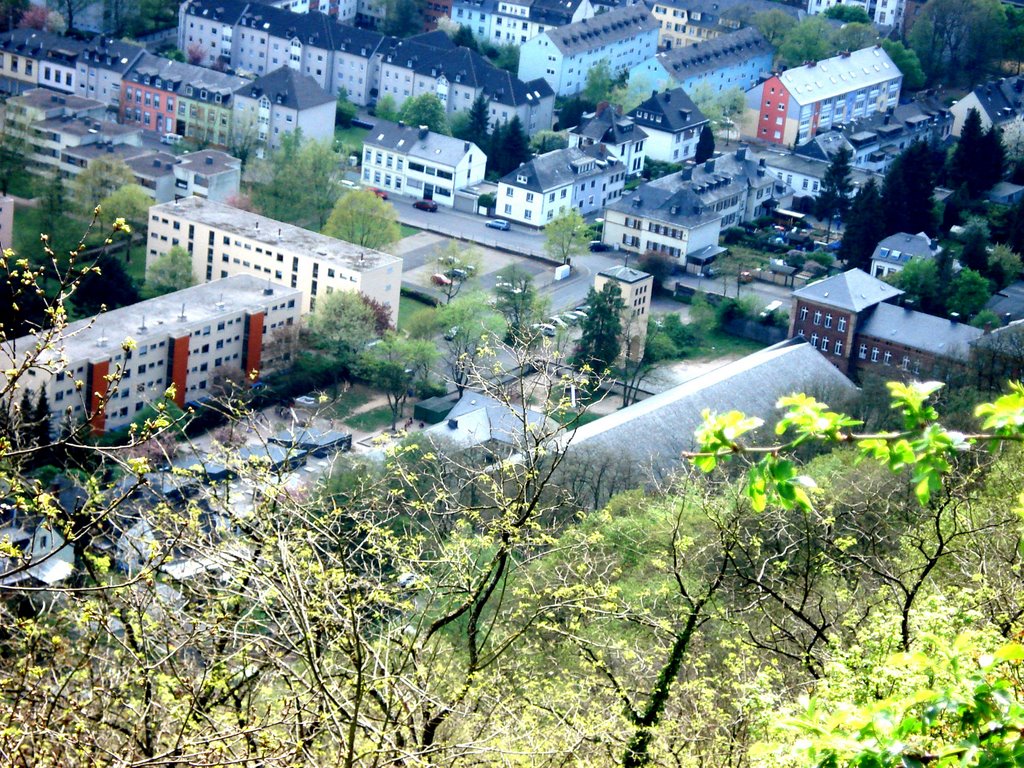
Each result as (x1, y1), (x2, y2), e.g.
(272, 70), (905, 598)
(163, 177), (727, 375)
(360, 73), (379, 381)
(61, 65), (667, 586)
(294, 395), (318, 407)
(549, 315), (569, 329)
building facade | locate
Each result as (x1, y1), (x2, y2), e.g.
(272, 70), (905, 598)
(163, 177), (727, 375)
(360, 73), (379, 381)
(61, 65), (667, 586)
(650, 0), (800, 49)
(568, 103), (647, 176)
(629, 88), (709, 164)
(595, 265), (653, 360)
(146, 196), (403, 322)
(950, 76), (1024, 137)
(232, 66), (336, 150)
(518, 4), (659, 97)
(361, 120), (486, 205)
(452, 0), (594, 46)
(1, 275), (301, 434)
(628, 27), (774, 98)
(742, 46), (902, 147)
(497, 144), (625, 225)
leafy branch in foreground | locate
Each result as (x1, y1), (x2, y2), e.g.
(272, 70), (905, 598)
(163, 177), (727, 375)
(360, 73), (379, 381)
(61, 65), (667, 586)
(688, 380), (1024, 511)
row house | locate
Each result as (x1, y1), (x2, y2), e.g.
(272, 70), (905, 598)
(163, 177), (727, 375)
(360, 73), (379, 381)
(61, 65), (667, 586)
(567, 102), (647, 177)
(120, 53), (246, 145)
(628, 87), (709, 164)
(790, 269), (982, 379)
(628, 27), (774, 98)
(125, 150), (242, 203)
(601, 145), (781, 267)
(806, 0), (905, 34)
(1, 275), (301, 434)
(451, 0), (594, 47)
(518, 4), (659, 97)
(146, 196), (403, 321)
(361, 120), (486, 206)
(760, 148), (878, 199)
(741, 45), (903, 147)
(233, 66), (335, 150)
(650, 0), (801, 50)
(496, 144), (625, 225)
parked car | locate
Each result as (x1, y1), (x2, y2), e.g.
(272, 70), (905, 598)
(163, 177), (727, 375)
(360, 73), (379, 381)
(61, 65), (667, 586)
(739, 270), (754, 284)
(341, 179), (358, 189)
(563, 311), (585, 324)
(549, 315), (568, 329)
(574, 304), (590, 314)
(431, 273), (452, 286)
(446, 268), (469, 280)
(414, 199), (438, 212)
(588, 240), (610, 252)
(486, 219), (511, 231)
(531, 323), (557, 338)
(367, 187), (388, 199)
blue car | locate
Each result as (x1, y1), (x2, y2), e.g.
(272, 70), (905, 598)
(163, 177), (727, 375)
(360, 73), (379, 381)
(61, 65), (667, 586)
(486, 219), (511, 231)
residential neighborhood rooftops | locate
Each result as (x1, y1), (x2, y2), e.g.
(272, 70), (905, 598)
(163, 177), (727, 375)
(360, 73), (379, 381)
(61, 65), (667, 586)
(858, 303), (982, 360)
(15, 88), (104, 112)
(425, 391), (553, 449)
(629, 87), (708, 134)
(501, 144), (622, 191)
(647, 27), (773, 80)
(548, 3), (658, 56)
(237, 66), (334, 110)
(598, 265), (651, 283)
(792, 268), (903, 313)
(779, 45), (900, 106)
(871, 232), (939, 267)
(960, 75), (1024, 126)
(572, 103), (648, 145)
(149, 196), (402, 272)
(363, 119), (483, 167)
(130, 52), (248, 99)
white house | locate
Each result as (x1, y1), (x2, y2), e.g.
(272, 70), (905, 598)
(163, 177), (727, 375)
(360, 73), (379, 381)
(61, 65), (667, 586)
(518, 4), (659, 97)
(361, 120), (486, 206)
(453, 0), (594, 47)
(497, 144), (625, 225)
(628, 88), (709, 164)
(233, 66), (336, 151)
(568, 103), (648, 177)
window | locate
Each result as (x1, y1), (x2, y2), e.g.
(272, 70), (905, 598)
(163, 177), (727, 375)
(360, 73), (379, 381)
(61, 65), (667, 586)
(834, 340), (843, 356)
(799, 306), (807, 321)
(883, 351), (892, 365)
(858, 344), (867, 359)
(813, 310), (821, 326)
(820, 337), (829, 353)
(824, 313), (832, 329)
(871, 347), (880, 362)
(810, 333), (818, 348)
(837, 317), (847, 332)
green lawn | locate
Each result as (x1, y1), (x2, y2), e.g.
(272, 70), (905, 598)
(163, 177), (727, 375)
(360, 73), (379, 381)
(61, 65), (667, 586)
(398, 294), (435, 330)
(345, 405), (397, 432)
(400, 224), (420, 239)
(693, 329), (767, 358)
(551, 410), (604, 429)
(13, 206), (109, 261)
(334, 125), (369, 156)
(328, 385), (373, 419)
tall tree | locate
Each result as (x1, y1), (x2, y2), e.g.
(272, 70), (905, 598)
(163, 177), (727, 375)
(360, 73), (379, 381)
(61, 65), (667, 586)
(888, 258), (942, 313)
(839, 179), (886, 272)
(358, 332), (437, 430)
(435, 293), (504, 396)
(254, 132), (342, 228)
(464, 93), (490, 148)
(947, 267), (991, 318)
(948, 109), (989, 197)
(73, 156), (135, 217)
(144, 245), (196, 298)
(433, 241), (482, 304)
(694, 124), (715, 164)
(494, 263), (543, 341)
(823, 4), (870, 22)
(881, 40), (926, 90)
(308, 290), (380, 377)
(750, 9), (796, 45)
(381, 0), (424, 37)
(322, 189), (401, 250)
(815, 146), (853, 242)
(958, 217), (991, 273)
(73, 253), (140, 315)
(544, 208), (589, 265)
(38, 173), (65, 236)
(398, 94), (451, 135)
(375, 94), (400, 122)
(452, 24), (477, 51)
(574, 282), (624, 376)
(778, 17), (837, 67)
(582, 59), (615, 106)
(908, 0), (1007, 84)
(491, 116), (530, 176)
(883, 141), (938, 236)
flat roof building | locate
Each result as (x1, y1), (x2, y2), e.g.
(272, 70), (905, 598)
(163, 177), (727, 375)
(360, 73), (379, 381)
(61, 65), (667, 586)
(146, 196), (402, 323)
(1, 275), (302, 434)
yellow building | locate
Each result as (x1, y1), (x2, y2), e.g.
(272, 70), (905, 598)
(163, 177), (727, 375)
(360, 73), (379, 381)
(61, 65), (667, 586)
(595, 265), (653, 361)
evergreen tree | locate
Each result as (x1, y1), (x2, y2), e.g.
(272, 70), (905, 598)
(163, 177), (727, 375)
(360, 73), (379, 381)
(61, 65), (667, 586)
(488, 120), (505, 174)
(883, 141), (938, 236)
(839, 179), (886, 272)
(1007, 195), (1024, 254)
(574, 282), (625, 376)
(492, 117), (529, 176)
(452, 25), (478, 51)
(815, 146), (853, 240)
(73, 253), (140, 315)
(465, 93), (490, 149)
(948, 109), (989, 197)
(694, 124), (715, 164)
(959, 217), (991, 273)
(979, 124), (1006, 191)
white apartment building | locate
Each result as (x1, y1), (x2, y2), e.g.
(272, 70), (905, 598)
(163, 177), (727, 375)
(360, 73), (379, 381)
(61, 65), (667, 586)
(629, 88), (709, 164)
(452, 0), (594, 47)
(232, 66), (336, 150)
(1, 275), (301, 434)
(806, 0), (904, 30)
(361, 120), (486, 205)
(497, 144), (625, 225)
(146, 197), (403, 323)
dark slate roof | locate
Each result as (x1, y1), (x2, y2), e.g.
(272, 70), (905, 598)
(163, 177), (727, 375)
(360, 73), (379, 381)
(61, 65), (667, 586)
(128, 52), (248, 102)
(630, 87), (708, 134)
(529, 0), (588, 25)
(658, 0), (803, 23)
(80, 36), (146, 74)
(965, 76), (1024, 124)
(548, 3), (658, 57)
(381, 34), (553, 107)
(572, 104), (647, 145)
(0, 29), (84, 61)
(501, 144), (622, 192)
(236, 66), (333, 110)
(599, 265), (651, 283)
(871, 232), (939, 267)
(792, 268), (903, 313)
(983, 282), (1024, 323)
(858, 302), (981, 360)
(651, 27), (773, 80)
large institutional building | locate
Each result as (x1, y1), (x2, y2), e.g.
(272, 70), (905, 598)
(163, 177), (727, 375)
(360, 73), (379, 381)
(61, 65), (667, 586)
(2, 275), (302, 434)
(146, 197), (402, 322)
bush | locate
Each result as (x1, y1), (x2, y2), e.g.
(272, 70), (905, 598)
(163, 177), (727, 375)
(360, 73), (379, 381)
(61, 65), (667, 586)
(722, 227), (746, 245)
(806, 251), (835, 270)
(415, 379), (448, 399)
(715, 296), (761, 326)
(478, 192), (496, 211)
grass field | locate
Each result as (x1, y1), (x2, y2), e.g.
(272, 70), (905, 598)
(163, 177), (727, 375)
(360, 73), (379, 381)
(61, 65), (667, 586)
(400, 224), (420, 239)
(328, 385), (373, 419)
(398, 294), (435, 330)
(346, 405), (396, 432)
(335, 125), (369, 155)
(694, 328), (766, 358)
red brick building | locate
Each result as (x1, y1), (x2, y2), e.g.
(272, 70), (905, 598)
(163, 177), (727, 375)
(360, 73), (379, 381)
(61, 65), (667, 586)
(790, 269), (983, 380)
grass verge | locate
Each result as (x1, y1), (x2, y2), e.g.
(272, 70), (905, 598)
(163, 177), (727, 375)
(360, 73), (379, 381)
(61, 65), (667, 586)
(346, 405), (396, 432)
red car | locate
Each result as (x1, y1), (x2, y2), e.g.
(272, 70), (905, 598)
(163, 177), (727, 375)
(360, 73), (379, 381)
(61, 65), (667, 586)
(367, 187), (388, 200)
(413, 199), (438, 212)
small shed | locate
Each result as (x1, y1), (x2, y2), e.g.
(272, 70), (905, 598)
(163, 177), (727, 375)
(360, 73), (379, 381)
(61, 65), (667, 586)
(414, 394), (458, 424)
(239, 443), (307, 471)
(269, 428), (352, 457)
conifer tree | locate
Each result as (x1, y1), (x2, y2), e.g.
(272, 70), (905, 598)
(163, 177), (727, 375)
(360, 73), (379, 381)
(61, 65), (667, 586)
(815, 146), (853, 241)
(883, 141), (938, 236)
(839, 179), (885, 271)
(466, 93), (490, 149)
(694, 124), (715, 163)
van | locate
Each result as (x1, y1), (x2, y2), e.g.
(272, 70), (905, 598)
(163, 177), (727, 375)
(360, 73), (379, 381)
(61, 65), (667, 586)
(161, 133), (182, 145)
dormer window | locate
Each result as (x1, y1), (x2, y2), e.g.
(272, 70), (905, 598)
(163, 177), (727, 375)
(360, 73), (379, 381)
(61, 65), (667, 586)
(214, 93), (222, 103)
(517, 174), (527, 183)
(200, 89), (207, 99)
(185, 85), (193, 96)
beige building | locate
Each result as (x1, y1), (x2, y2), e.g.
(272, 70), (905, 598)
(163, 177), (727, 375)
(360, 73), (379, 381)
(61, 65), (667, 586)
(595, 265), (653, 361)
(0, 196), (13, 251)
(146, 196), (403, 323)
(1, 275), (301, 435)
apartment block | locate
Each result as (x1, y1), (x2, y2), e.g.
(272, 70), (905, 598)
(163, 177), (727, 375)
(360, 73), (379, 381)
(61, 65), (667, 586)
(650, 0), (800, 49)
(232, 66), (335, 150)
(742, 46), (902, 146)
(146, 196), (402, 323)
(452, 0), (594, 47)
(1, 275), (301, 434)
(595, 265), (653, 360)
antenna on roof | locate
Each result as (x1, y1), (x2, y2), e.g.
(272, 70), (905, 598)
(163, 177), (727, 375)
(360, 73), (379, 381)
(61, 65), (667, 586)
(216, 293), (225, 310)
(179, 303), (187, 321)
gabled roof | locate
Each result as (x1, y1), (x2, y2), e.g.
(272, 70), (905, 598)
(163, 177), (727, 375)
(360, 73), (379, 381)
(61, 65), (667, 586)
(363, 119), (484, 167)
(547, 3), (658, 57)
(0, 29), (84, 60)
(984, 281), (1024, 323)
(650, 27), (772, 81)
(599, 265), (651, 283)
(630, 87), (708, 134)
(871, 232), (939, 267)
(963, 76), (1024, 124)
(80, 36), (145, 74)
(128, 52), (248, 101)
(858, 303), (981, 361)
(529, 0), (588, 25)
(381, 34), (553, 108)
(425, 390), (553, 448)
(236, 66), (334, 110)
(571, 103), (647, 145)
(778, 45), (900, 106)
(500, 144), (622, 192)
(792, 268), (903, 313)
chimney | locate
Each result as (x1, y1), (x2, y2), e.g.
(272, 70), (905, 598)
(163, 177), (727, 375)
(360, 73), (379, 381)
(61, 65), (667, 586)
(736, 144), (747, 161)
(419, 125), (429, 140)
(464, 141), (470, 151)
(949, 312), (960, 324)
(680, 166), (693, 181)
(398, 119), (405, 127)
(205, 156), (213, 164)
(704, 158), (716, 173)
(596, 100), (609, 116)
(255, 221), (259, 230)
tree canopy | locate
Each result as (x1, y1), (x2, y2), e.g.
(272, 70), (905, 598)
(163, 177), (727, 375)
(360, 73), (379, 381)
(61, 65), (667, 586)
(322, 189), (401, 250)
(398, 93), (451, 135)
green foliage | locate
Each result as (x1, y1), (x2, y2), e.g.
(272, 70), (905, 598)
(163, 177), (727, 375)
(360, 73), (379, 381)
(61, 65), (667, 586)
(144, 245), (196, 299)
(323, 189), (401, 250)
(335, 87), (357, 127)
(358, 332), (438, 429)
(751, 8), (797, 45)
(883, 141), (940, 236)
(375, 94), (400, 122)
(694, 124), (715, 164)
(823, 4), (870, 22)
(544, 208), (589, 264)
(778, 17), (839, 67)
(881, 39), (926, 90)
(529, 129), (568, 155)
(73, 252), (140, 315)
(574, 282), (625, 375)
(583, 58), (615, 105)
(815, 146), (853, 230)
(398, 93), (451, 135)
(948, 267), (992, 319)
(308, 290), (381, 375)
(73, 156), (135, 217)
(254, 131), (342, 228)
(908, 0), (1007, 84)
(888, 259), (942, 314)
